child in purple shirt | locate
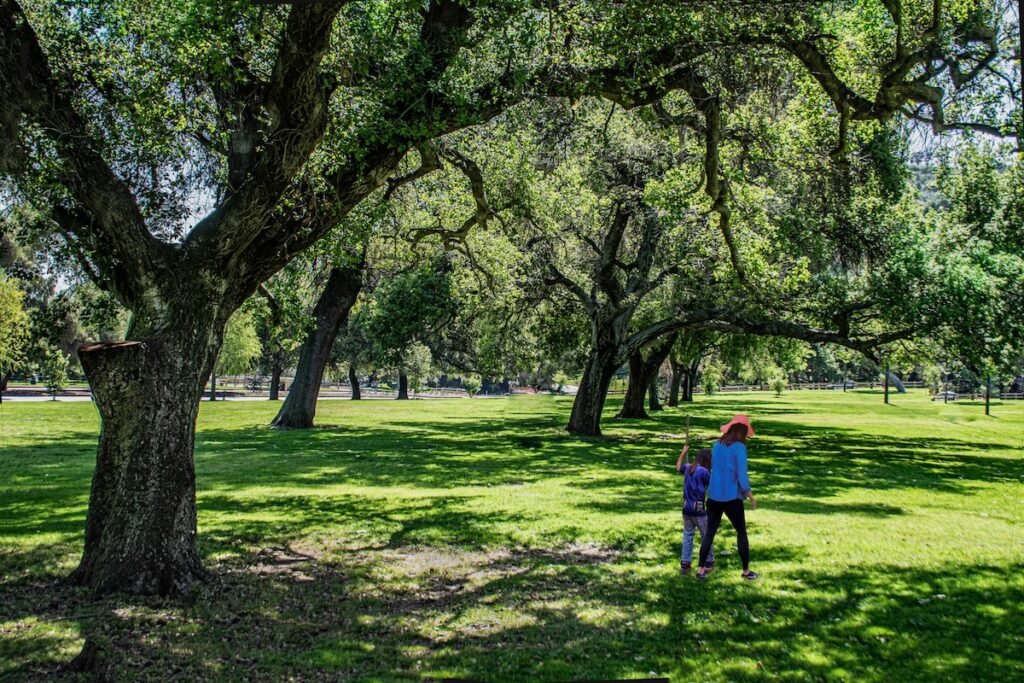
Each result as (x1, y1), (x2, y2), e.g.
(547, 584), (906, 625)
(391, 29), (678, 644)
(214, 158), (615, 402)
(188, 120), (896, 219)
(676, 445), (714, 574)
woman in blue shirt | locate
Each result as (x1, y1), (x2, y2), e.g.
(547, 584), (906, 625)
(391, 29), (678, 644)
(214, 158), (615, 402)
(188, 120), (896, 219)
(697, 414), (759, 580)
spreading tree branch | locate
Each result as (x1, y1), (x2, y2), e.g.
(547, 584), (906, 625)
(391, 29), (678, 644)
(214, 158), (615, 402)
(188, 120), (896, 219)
(184, 1), (345, 263)
(595, 203), (630, 306)
(676, 74), (752, 289)
(624, 205), (668, 297)
(544, 265), (593, 313)
(409, 147), (494, 247)
(234, 0), (478, 290)
(384, 142), (442, 200)
(1, 0), (171, 305)
(624, 307), (914, 363)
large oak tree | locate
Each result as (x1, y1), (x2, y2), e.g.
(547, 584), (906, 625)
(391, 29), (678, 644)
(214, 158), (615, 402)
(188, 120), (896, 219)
(0, 0), (1012, 593)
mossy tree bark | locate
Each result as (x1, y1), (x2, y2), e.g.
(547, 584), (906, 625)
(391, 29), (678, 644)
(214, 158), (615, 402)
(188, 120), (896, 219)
(618, 352), (651, 420)
(560, 204), (677, 436)
(69, 295), (227, 595)
(3, 0), (375, 594)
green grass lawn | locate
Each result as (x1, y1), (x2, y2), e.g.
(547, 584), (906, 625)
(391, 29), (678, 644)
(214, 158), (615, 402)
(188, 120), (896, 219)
(1, 390), (1022, 682)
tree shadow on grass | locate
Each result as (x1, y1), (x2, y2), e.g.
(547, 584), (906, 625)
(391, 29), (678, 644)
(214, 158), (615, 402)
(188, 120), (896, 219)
(4, 397), (1023, 680)
(5, 407), (1019, 573)
(4, 540), (1021, 682)
(193, 413), (1021, 493)
(194, 493), (538, 559)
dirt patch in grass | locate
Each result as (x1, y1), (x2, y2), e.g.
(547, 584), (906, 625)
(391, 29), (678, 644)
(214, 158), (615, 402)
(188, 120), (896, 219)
(249, 544), (324, 581)
(378, 542), (620, 576)
(2, 540), (625, 681)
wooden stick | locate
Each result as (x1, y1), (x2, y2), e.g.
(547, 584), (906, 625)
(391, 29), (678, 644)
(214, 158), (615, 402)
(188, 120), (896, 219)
(677, 415), (693, 469)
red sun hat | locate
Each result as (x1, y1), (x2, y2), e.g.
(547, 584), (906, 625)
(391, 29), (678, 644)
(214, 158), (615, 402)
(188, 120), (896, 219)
(720, 413), (755, 437)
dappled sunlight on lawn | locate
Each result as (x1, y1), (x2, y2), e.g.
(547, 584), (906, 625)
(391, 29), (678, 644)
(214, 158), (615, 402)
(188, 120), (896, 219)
(1, 392), (1022, 680)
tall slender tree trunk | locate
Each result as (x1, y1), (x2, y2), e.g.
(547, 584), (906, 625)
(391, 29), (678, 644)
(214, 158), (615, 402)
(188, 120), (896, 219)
(617, 332), (676, 419)
(349, 364), (361, 400)
(269, 364), (282, 401)
(69, 301), (224, 595)
(648, 375), (663, 411)
(0, 369), (9, 403)
(271, 263), (362, 429)
(682, 361), (699, 402)
(985, 375), (991, 416)
(668, 359), (682, 407)
(208, 373), (217, 401)
(260, 285), (283, 401)
(397, 371), (409, 400)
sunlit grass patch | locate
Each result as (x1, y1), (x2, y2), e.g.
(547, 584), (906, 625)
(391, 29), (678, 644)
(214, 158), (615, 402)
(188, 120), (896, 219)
(0, 391), (1022, 680)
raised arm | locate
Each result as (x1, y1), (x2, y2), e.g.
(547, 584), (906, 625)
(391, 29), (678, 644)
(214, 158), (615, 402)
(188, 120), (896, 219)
(676, 444), (690, 472)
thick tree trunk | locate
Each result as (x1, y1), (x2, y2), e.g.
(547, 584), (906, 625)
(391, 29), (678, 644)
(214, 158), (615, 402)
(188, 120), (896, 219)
(397, 372), (409, 400)
(667, 359), (682, 407)
(567, 347), (619, 436)
(618, 352), (650, 419)
(617, 332), (676, 419)
(269, 363), (282, 401)
(648, 375), (662, 411)
(349, 364), (361, 400)
(69, 331), (219, 596)
(271, 264), (362, 429)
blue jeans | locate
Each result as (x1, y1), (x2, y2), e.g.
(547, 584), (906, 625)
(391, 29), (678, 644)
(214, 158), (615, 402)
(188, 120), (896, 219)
(682, 513), (714, 565)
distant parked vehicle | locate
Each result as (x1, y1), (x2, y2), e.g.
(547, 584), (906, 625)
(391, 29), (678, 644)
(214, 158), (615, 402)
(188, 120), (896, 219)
(828, 381), (857, 389)
(933, 391), (957, 401)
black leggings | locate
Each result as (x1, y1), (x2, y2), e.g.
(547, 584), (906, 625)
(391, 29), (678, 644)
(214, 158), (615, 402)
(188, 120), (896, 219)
(698, 498), (749, 570)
